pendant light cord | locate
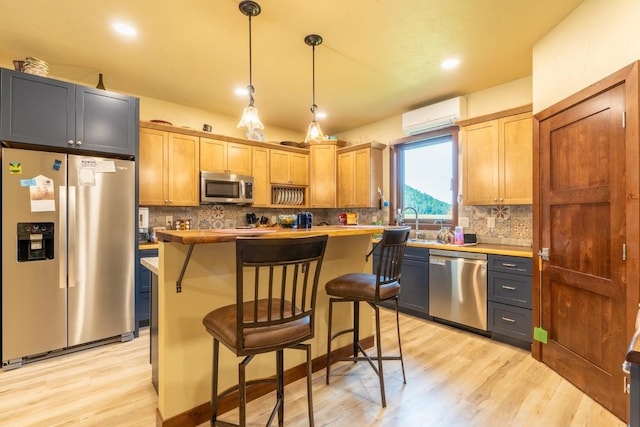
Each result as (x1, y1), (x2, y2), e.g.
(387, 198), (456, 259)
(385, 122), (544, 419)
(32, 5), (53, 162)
(248, 14), (255, 106)
(311, 43), (317, 119)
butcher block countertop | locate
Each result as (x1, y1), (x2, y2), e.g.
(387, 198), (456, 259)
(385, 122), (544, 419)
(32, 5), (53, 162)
(156, 225), (386, 244)
(406, 241), (533, 257)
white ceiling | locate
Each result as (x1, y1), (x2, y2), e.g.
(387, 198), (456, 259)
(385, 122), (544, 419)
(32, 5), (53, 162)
(0, 0), (584, 136)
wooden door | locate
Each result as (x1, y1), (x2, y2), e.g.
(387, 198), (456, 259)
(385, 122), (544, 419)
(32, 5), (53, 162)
(537, 84), (628, 419)
(167, 133), (199, 206)
(310, 145), (336, 208)
(139, 128), (168, 205)
(500, 113), (532, 204)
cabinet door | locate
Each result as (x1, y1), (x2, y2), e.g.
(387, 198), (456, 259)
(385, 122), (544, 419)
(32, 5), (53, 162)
(139, 128), (168, 206)
(500, 113), (532, 204)
(270, 149), (291, 184)
(337, 151), (355, 207)
(252, 146), (270, 206)
(167, 133), (199, 206)
(0, 68), (74, 148)
(289, 152), (308, 185)
(199, 137), (227, 173)
(76, 86), (138, 156)
(354, 148), (372, 207)
(309, 145), (336, 208)
(462, 120), (499, 205)
(227, 142), (252, 176)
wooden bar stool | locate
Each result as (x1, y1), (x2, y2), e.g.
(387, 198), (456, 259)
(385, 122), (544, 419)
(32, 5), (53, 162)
(325, 226), (410, 407)
(202, 234), (328, 426)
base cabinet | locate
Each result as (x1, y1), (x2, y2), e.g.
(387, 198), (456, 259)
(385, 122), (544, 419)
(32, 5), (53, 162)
(487, 254), (533, 349)
(136, 248), (157, 332)
(375, 246), (429, 319)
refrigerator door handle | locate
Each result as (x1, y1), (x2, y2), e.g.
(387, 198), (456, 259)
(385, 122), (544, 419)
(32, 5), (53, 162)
(68, 186), (76, 289)
(60, 186), (68, 290)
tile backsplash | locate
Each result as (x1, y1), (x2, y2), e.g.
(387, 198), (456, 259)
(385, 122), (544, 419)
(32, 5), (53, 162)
(143, 203), (532, 248)
(459, 204), (532, 247)
(144, 205), (385, 231)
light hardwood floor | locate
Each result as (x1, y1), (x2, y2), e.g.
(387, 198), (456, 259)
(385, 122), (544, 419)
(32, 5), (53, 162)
(0, 309), (626, 427)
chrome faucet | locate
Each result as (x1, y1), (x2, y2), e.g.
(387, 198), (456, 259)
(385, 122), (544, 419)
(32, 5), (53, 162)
(401, 207), (419, 232)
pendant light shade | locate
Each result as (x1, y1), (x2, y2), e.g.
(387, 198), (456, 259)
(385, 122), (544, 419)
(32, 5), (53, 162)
(237, 1), (264, 136)
(304, 34), (324, 143)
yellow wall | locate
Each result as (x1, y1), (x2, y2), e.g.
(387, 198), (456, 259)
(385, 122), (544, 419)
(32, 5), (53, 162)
(533, 0), (640, 113)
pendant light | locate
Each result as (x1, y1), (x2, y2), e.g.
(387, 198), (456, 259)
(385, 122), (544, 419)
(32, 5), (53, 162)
(237, 0), (264, 136)
(304, 34), (325, 143)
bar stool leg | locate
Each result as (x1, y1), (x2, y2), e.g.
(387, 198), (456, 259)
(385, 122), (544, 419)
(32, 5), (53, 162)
(373, 304), (387, 408)
(239, 355), (253, 426)
(395, 298), (406, 384)
(276, 349), (284, 427)
(304, 343), (315, 427)
(353, 301), (360, 361)
(326, 298), (334, 384)
(210, 339), (220, 426)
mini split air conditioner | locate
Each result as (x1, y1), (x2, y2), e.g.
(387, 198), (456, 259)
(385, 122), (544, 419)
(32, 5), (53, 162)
(402, 96), (467, 135)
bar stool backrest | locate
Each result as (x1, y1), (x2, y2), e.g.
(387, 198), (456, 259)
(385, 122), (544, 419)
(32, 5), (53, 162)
(373, 227), (411, 300)
(234, 234), (328, 355)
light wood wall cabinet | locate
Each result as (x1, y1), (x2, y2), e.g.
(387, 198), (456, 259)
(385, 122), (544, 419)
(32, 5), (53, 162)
(251, 146), (270, 206)
(139, 127), (200, 206)
(337, 142), (384, 208)
(199, 137), (252, 175)
(270, 148), (309, 186)
(460, 110), (532, 205)
(309, 144), (339, 208)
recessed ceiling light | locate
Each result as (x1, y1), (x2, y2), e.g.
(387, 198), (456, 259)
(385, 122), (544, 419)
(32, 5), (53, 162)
(441, 58), (460, 70)
(316, 111), (327, 120)
(113, 22), (137, 37)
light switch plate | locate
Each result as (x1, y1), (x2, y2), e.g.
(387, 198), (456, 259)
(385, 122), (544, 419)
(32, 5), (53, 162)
(458, 217), (469, 228)
(487, 217), (496, 228)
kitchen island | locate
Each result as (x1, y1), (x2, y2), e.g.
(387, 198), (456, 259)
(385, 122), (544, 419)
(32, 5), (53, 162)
(153, 225), (384, 426)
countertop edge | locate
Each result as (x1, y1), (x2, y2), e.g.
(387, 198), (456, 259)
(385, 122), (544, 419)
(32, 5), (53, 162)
(156, 225), (386, 245)
(140, 256), (159, 275)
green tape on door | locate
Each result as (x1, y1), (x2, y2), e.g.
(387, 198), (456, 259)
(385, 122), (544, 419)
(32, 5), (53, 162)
(534, 327), (548, 344)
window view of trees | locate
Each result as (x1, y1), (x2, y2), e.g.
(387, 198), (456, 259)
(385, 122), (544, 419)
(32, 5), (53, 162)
(396, 129), (458, 227)
(403, 184), (451, 216)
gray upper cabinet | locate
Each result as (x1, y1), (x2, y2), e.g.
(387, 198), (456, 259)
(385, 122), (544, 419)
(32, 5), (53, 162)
(0, 68), (138, 157)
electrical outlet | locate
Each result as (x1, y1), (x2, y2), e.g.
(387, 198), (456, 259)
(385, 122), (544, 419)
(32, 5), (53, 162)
(487, 217), (495, 228)
(459, 217), (470, 228)
(166, 215), (173, 228)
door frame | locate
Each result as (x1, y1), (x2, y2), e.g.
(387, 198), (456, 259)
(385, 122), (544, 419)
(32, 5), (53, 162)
(532, 61), (640, 369)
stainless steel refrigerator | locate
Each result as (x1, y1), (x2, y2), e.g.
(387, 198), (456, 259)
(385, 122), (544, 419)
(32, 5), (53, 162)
(1, 147), (135, 369)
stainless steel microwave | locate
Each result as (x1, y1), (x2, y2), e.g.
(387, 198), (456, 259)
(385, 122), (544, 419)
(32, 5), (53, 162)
(200, 171), (254, 205)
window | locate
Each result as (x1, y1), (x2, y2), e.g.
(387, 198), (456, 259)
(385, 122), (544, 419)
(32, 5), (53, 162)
(392, 127), (458, 229)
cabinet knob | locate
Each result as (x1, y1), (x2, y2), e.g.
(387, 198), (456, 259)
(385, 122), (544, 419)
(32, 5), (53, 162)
(68, 140), (74, 145)
(76, 140), (82, 145)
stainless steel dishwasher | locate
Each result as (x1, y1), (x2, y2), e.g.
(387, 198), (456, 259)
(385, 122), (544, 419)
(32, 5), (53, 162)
(428, 249), (488, 331)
